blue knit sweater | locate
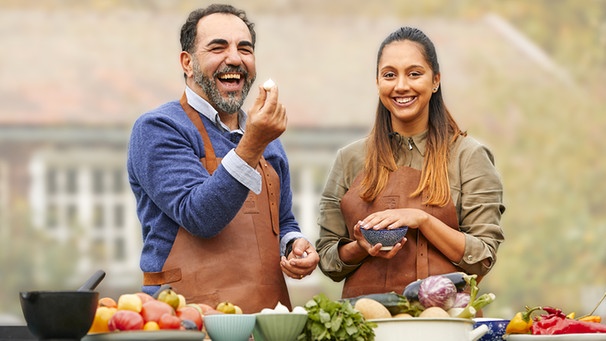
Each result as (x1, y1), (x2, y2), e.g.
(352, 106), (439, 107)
(127, 100), (301, 280)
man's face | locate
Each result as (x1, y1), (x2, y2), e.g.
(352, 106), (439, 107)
(189, 13), (256, 115)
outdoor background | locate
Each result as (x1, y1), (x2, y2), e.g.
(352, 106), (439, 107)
(1, 0), (606, 324)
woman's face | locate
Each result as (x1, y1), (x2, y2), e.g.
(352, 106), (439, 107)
(376, 40), (440, 136)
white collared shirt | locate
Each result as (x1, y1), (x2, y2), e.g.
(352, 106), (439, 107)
(184, 86), (262, 194)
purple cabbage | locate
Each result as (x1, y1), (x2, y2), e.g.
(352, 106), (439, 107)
(418, 275), (457, 310)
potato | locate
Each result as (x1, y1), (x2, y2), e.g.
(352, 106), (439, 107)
(393, 313), (413, 318)
(354, 298), (391, 319)
(419, 306), (450, 318)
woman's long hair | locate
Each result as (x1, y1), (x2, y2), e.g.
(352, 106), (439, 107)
(359, 27), (465, 206)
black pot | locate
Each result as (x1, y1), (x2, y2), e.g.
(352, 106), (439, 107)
(19, 291), (98, 340)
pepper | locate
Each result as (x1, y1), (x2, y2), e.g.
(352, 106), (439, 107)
(505, 306), (542, 334)
(579, 316), (602, 323)
(531, 306), (606, 335)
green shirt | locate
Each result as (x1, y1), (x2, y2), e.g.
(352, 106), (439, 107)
(316, 131), (506, 282)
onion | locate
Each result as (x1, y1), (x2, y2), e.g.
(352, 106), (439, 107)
(452, 292), (471, 308)
(418, 275), (457, 310)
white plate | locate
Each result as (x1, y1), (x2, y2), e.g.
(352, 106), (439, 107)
(83, 330), (206, 341)
(505, 333), (606, 340)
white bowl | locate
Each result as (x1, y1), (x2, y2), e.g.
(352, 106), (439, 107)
(371, 317), (488, 341)
(203, 314), (256, 341)
(253, 313), (308, 341)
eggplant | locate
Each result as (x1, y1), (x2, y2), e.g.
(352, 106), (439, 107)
(403, 272), (468, 302)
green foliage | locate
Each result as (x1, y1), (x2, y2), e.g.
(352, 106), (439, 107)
(298, 293), (376, 341)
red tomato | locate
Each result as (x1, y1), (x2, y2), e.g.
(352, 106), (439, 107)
(177, 306), (203, 330)
(135, 292), (155, 304)
(108, 310), (144, 331)
(140, 300), (175, 323)
(197, 303), (222, 315)
(158, 313), (181, 330)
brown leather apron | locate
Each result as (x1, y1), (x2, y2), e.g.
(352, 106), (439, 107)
(142, 94), (291, 313)
(340, 166), (462, 298)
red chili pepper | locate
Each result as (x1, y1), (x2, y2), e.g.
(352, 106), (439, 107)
(531, 307), (606, 335)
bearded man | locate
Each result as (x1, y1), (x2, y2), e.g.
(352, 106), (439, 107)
(127, 4), (319, 313)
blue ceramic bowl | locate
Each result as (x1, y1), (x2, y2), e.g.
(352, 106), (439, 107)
(361, 227), (408, 250)
(474, 318), (509, 341)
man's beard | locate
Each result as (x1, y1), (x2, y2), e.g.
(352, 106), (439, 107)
(192, 58), (255, 114)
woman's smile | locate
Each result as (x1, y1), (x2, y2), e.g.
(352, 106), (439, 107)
(393, 96), (416, 106)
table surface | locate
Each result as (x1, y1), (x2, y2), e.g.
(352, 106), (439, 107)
(0, 326), (36, 340)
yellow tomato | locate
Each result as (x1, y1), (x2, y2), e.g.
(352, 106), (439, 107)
(117, 294), (143, 313)
(143, 321), (160, 331)
(89, 306), (117, 333)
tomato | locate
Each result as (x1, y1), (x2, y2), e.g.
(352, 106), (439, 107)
(143, 321), (160, 331)
(197, 303), (223, 315)
(108, 310), (144, 331)
(135, 292), (155, 305)
(140, 300), (175, 323)
(177, 306), (203, 330)
(98, 297), (117, 308)
(117, 294), (142, 313)
(89, 306), (117, 333)
(158, 313), (181, 330)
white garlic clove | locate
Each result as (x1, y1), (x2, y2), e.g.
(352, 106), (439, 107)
(263, 78), (276, 90)
(292, 306), (307, 315)
(273, 301), (290, 313)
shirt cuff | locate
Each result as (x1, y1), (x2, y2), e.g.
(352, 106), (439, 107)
(222, 149), (262, 194)
(281, 231), (307, 256)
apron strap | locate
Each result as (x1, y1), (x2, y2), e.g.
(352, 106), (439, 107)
(179, 93), (219, 174)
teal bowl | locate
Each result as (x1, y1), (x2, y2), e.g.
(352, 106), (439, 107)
(203, 314), (256, 341)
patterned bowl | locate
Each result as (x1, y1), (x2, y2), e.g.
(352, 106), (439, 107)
(474, 318), (510, 341)
(361, 227), (408, 250)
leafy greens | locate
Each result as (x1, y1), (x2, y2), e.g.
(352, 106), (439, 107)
(297, 293), (376, 341)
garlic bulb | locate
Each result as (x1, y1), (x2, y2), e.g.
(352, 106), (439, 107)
(263, 78), (276, 90)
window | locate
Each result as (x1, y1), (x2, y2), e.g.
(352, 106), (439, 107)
(30, 147), (140, 276)
(92, 168), (104, 194)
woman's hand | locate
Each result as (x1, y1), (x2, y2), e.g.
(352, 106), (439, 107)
(280, 238), (319, 280)
(354, 221), (404, 259)
(360, 208), (429, 231)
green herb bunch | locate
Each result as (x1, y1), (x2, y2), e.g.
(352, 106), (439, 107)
(297, 293), (376, 341)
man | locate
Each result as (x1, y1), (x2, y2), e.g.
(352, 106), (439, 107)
(127, 4), (319, 313)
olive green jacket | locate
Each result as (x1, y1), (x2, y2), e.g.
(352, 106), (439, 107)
(316, 131), (506, 282)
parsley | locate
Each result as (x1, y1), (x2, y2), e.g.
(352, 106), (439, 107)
(297, 293), (376, 341)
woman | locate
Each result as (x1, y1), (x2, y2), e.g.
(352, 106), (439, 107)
(316, 26), (505, 298)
